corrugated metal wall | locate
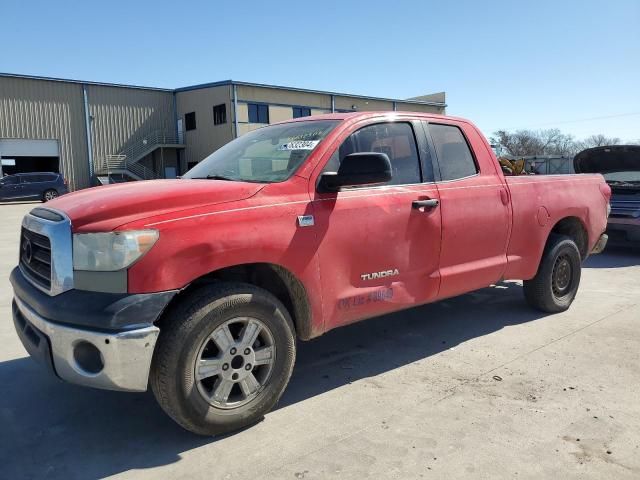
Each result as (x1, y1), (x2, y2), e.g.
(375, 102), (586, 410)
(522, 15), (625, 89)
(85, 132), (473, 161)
(1, 75), (447, 187)
(87, 85), (175, 170)
(0, 76), (176, 189)
(0, 76), (89, 189)
(176, 85), (234, 165)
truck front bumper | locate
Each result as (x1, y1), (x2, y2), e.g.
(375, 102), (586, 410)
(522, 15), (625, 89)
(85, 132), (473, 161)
(10, 267), (178, 392)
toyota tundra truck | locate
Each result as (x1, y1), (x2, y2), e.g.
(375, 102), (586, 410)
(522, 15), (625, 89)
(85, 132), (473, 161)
(10, 112), (611, 435)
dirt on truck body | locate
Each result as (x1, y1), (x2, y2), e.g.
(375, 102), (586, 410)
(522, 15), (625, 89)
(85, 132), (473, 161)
(11, 111), (610, 435)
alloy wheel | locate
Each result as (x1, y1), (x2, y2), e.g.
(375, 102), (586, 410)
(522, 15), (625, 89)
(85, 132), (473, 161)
(194, 317), (276, 409)
(44, 190), (58, 201)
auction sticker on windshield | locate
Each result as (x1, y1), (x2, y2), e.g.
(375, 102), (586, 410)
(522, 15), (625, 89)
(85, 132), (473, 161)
(277, 140), (320, 151)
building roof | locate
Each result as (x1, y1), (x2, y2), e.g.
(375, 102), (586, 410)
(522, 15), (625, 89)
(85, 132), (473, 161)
(0, 72), (446, 107)
(175, 80), (447, 107)
(0, 72), (174, 92)
(277, 111), (463, 126)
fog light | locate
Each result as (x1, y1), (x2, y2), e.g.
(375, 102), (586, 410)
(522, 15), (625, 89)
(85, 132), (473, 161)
(73, 341), (104, 374)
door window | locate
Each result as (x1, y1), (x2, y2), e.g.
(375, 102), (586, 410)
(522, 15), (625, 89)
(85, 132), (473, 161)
(324, 122), (422, 186)
(21, 175), (40, 183)
(1, 176), (18, 185)
(429, 124), (478, 181)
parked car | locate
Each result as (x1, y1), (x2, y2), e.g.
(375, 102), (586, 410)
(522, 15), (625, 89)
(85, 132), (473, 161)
(574, 145), (640, 246)
(0, 172), (68, 202)
(10, 112), (610, 435)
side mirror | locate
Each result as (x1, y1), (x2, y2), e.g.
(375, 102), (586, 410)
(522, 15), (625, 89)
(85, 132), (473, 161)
(319, 152), (392, 192)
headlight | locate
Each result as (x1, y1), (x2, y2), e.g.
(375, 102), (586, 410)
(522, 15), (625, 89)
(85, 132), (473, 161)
(73, 230), (159, 271)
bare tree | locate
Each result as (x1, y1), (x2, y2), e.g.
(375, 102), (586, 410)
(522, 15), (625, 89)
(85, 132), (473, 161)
(577, 134), (622, 150)
(491, 130), (542, 156)
(491, 129), (577, 156)
(538, 129), (578, 156)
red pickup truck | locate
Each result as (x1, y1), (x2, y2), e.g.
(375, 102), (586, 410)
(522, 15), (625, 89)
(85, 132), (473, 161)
(11, 112), (610, 435)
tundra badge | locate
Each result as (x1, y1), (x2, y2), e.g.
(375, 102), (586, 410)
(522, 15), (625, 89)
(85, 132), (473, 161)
(361, 269), (400, 281)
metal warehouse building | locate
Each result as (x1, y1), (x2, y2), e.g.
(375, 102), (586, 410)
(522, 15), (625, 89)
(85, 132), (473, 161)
(0, 73), (446, 190)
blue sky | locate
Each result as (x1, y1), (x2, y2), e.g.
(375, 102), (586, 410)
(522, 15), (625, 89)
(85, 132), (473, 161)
(1, 0), (639, 141)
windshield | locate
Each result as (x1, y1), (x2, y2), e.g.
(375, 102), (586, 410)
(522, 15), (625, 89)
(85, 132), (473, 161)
(184, 120), (339, 183)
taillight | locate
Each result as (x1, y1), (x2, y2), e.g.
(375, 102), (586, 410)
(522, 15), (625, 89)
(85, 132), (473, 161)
(599, 183), (612, 218)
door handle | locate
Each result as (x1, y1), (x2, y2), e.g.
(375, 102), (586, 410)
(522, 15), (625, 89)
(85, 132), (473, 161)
(412, 199), (439, 209)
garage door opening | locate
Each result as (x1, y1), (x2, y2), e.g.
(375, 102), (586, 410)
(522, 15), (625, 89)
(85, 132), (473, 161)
(1, 156), (60, 175)
(0, 139), (61, 177)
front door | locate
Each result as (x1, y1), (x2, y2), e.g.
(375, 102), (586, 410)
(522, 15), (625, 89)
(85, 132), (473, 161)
(311, 120), (442, 330)
(0, 176), (21, 200)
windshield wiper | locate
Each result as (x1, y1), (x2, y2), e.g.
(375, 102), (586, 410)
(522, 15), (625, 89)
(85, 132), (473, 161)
(190, 174), (236, 181)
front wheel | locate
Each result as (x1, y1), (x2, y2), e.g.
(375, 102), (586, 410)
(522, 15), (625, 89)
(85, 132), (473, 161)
(523, 234), (582, 313)
(150, 283), (296, 436)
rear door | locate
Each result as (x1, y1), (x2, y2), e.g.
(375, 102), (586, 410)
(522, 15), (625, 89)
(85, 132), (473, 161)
(19, 174), (40, 199)
(44, 173), (60, 193)
(425, 121), (511, 298)
(311, 119), (442, 329)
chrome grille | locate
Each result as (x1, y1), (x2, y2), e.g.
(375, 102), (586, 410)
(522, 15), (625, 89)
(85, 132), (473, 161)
(20, 228), (52, 289)
(20, 207), (74, 296)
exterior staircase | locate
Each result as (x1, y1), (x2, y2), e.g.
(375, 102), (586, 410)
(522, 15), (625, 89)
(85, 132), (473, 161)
(95, 130), (185, 182)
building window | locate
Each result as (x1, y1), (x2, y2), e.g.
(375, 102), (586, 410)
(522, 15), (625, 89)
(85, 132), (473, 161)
(292, 106), (311, 118)
(248, 103), (269, 123)
(185, 112), (197, 131)
(213, 104), (227, 125)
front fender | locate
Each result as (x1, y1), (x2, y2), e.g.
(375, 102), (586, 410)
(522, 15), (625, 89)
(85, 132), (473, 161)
(125, 190), (324, 336)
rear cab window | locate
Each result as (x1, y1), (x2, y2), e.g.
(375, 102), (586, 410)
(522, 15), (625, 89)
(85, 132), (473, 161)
(427, 123), (478, 181)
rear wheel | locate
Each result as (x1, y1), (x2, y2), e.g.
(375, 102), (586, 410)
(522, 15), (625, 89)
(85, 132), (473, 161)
(43, 189), (58, 202)
(150, 283), (296, 436)
(523, 234), (582, 312)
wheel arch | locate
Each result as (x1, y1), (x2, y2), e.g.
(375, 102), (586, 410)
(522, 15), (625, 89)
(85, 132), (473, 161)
(161, 263), (315, 341)
(548, 216), (589, 259)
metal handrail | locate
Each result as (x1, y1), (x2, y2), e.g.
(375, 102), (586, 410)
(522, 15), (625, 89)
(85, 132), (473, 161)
(96, 129), (181, 180)
(116, 129), (182, 165)
(99, 155), (158, 180)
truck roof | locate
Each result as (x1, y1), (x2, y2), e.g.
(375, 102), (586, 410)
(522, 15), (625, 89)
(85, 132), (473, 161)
(274, 111), (468, 125)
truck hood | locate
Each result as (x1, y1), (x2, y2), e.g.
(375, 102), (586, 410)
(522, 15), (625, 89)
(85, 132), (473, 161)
(47, 179), (264, 231)
(574, 145), (640, 174)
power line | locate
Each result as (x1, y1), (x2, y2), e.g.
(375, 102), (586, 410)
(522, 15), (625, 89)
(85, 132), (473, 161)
(503, 111), (640, 130)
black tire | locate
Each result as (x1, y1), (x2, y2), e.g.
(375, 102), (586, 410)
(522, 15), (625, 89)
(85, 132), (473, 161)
(150, 283), (296, 436)
(42, 189), (58, 202)
(523, 234), (582, 313)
